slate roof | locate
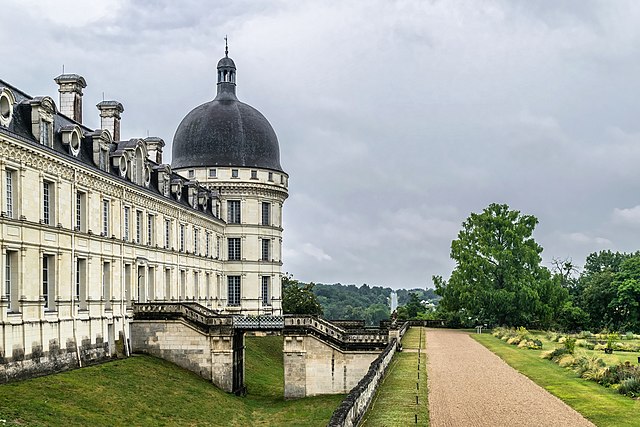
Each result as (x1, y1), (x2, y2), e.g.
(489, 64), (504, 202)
(171, 56), (284, 173)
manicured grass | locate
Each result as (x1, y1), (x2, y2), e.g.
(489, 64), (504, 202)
(361, 327), (428, 427)
(473, 333), (640, 427)
(0, 336), (343, 426)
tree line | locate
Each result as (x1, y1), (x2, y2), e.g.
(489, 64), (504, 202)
(433, 203), (640, 332)
(282, 275), (438, 326)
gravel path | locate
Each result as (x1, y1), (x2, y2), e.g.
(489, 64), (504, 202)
(426, 329), (595, 427)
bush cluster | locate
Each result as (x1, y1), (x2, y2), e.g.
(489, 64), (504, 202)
(493, 326), (543, 350)
(541, 343), (640, 398)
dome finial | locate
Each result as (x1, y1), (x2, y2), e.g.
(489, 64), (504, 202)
(224, 35), (228, 57)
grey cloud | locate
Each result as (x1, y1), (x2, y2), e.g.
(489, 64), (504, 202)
(4, 0), (640, 288)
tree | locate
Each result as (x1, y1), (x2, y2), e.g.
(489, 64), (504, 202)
(404, 292), (425, 318)
(435, 203), (566, 328)
(282, 275), (323, 315)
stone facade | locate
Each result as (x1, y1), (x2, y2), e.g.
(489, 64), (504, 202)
(284, 334), (379, 398)
(0, 63), (287, 382)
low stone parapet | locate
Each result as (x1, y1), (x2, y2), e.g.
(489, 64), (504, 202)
(326, 322), (410, 427)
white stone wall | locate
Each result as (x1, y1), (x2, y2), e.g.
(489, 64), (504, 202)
(175, 165), (288, 316)
(283, 334), (379, 398)
(0, 128), (283, 381)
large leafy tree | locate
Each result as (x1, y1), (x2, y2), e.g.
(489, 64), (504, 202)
(435, 203), (566, 327)
(282, 275), (323, 315)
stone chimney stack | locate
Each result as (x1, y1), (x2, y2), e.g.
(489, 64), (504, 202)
(54, 74), (87, 123)
(144, 136), (165, 164)
(96, 101), (124, 141)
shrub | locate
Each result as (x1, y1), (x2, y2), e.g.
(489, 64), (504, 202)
(564, 337), (576, 354)
(558, 354), (575, 368)
(600, 362), (640, 387)
(517, 339), (543, 350)
(574, 355), (606, 378)
(576, 339), (595, 350)
(516, 326), (529, 340)
(507, 337), (522, 345)
(578, 331), (593, 339)
(542, 347), (569, 360)
(623, 332), (634, 340)
(618, 377), (640, 398)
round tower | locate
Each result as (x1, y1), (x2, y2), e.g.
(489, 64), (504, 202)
(172, 46), (288, 315)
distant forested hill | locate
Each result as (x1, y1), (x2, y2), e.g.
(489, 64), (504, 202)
(311, 283), (439, 326)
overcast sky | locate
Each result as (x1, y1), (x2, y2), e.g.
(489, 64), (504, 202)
(3, 1), (640, 289)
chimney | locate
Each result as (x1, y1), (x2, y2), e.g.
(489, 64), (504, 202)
(96, 101), (124, 141)
(144, 136), (165, 164)
(54, 74), (87, 123)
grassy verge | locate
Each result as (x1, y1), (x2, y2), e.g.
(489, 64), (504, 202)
(473, 333), (640, 427)
(361, 327), (428, 427)
(0, 336), (343, 427)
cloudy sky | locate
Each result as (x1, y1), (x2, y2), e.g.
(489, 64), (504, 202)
(3, 0), (640, 289)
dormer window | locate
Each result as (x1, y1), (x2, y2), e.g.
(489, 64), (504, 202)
(0, 88), (16, 127)
(29, 96), (56, 148)
(188, 170), (195, 179)
(60, 125), (82, 157)
(40, 119), (53, 147)
(89, 129), (113, 172)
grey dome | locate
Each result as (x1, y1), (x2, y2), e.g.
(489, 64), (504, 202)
(172, 53), (283, 172)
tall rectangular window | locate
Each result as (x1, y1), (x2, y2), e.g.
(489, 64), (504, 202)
(261, 239), (271, 261)
(165, 219), (171, 249)
(205, 232), (211, 257)
(103, 262), (111, 309)
(228, 238), (241, 261)
(4, 253), (11, 304)
(5, 251), (16, 312)
(194, 271), (199, 299)
(123, 207), (130, 241)
(76, 258), (87, 309)
(179, 224), (185, 252)
(216, 236), (221, 259)
(227, 276), (241, 306)
(261, 202), (271, 226)
(227, 200), (241, 224)
(102, 199), (110, 236)
(5, 170), (14, 219)
(4, 253), (10, 299)
(147, 214), (155, 246)
(261, 276), (270, 306)
(194, 228), (199, 255)
(41, 120), (53, 147)
(76, 191), (87, 231)
(136, 210), (143, 244)
(43, 181), (51, 225)
(42, 255), (52, 310)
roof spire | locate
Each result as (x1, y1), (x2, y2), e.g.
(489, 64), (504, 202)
(224, 35), (228, 57)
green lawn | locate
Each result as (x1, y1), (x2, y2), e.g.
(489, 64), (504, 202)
(473, 333), (640, 427)
(0, 336), (343, 427)
(361, 327), (428, 427)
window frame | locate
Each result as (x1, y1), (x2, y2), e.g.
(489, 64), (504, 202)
(227, 276), (241, 306)
(228, 237), (241, 261)
(227, 200), (241, 224)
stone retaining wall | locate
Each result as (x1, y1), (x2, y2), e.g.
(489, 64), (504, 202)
(327, 323), (409, 427)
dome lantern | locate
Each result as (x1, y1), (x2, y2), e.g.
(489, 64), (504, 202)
(216, 36), (237, 99)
